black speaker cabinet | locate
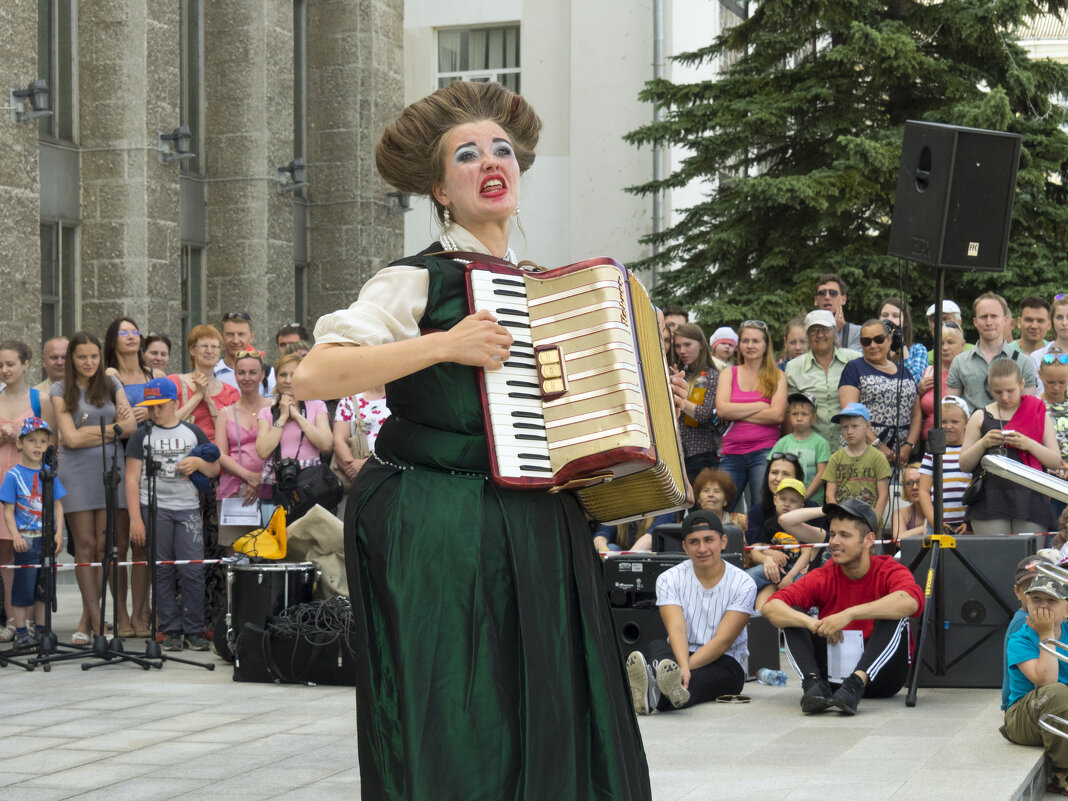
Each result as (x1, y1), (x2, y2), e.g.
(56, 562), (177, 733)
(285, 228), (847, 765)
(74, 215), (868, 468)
(746, 614), (782, 679)
(898, 534), (1038, 688)
(887, 121), (1021, 271)
(611, 607), (667, 658)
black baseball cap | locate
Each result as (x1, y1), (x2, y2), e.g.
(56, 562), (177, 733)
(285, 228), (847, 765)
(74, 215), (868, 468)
(681, 511), (724, 537)
(822, 498), (879, 534)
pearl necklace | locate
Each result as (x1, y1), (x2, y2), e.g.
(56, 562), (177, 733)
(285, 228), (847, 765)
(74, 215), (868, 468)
(439, 230), (517, 266)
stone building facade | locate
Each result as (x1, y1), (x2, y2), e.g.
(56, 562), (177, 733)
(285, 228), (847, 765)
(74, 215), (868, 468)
(0, 0), (403, 373)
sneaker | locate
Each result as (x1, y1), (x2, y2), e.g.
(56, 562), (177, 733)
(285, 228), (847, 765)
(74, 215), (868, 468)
(626, 651), (660, 715)
(828, 673), (866, 715)
(162, 633), (184, 652)
(184, 633), (209, 652)
(800, 675), (833, 715)
(656, 659), (691, 709)
(15, 631), (35, 648)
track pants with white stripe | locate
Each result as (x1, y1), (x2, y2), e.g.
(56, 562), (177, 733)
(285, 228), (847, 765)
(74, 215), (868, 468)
(783, 618), (911, 698)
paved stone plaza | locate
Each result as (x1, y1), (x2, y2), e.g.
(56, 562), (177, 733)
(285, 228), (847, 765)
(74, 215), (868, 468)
(0, 580), (1055, 800)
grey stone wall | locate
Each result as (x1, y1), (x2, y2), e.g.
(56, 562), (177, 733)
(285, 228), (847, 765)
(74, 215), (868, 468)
(306, 0), (405, 322)
(0, 0), (44, 352)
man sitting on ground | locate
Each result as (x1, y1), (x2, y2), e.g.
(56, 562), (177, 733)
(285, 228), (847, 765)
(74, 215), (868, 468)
(625, 511), (756, 715)
(762, 498), (924, 715)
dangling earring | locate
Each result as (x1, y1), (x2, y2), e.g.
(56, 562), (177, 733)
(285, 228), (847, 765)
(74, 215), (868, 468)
(513, 204), (520, 217)
(439, 207), (456, 250)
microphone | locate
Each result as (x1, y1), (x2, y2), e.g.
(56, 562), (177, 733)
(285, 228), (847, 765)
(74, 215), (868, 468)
(113, 424), (124, 438)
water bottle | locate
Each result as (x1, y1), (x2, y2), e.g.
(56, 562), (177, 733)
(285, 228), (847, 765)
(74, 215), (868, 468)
(756, 668), (788, 687)
(683, 372), (710, 428)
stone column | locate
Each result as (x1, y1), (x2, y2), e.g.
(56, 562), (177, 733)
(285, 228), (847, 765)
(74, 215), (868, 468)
(203, 0), (294, 336)
(0, 1), (44, 350)
(305, 0), (405, 324)
(78, 1), (182, 336)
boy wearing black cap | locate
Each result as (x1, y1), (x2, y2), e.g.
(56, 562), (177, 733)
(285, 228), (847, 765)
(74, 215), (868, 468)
(1001, 572), (1068, 794)
(625, 511), (756, 715)
(762, 498), (924, 715)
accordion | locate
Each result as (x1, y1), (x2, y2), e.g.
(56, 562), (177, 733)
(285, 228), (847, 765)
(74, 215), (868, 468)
(465, 257), (689, 524)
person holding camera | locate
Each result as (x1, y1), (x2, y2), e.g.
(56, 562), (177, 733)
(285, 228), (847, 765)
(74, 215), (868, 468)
(255, 353), (332, 518)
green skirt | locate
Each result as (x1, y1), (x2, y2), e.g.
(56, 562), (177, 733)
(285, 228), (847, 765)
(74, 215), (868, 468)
(345, 458), (652, 801)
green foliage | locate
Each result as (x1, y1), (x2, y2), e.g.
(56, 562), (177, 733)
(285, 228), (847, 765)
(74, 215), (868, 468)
(627, 0), (1068, 345)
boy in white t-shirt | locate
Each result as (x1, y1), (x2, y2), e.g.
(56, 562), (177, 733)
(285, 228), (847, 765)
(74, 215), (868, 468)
(625, 511), (756, 714)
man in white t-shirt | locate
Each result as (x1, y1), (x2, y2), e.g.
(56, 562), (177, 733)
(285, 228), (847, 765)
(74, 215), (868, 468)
(625, 511), (756, 714)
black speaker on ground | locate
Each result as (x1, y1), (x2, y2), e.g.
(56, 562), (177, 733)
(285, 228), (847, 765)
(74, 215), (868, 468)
(887, 121), (1021, 272)
(611, 607), (667, 658)
(899, 534), (1038, 688)
(746, 615), (781, 679)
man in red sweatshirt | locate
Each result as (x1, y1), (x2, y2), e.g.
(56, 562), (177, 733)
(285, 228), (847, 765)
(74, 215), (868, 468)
(762, 498), (924, 715)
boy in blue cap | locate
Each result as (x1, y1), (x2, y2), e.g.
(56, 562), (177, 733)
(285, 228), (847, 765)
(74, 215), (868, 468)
(0, 417), (65, 646)
(124, 377), (219, 651)
(824, 402), (892, 521)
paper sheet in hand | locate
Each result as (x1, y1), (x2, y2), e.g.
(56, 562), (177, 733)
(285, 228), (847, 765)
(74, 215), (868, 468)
(827, 630), (864, 683)
(220, 497), (261, 527)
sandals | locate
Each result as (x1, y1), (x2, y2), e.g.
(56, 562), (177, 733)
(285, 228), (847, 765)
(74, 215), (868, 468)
(0, 622), (15, 643)
(70, 631), (91, 646)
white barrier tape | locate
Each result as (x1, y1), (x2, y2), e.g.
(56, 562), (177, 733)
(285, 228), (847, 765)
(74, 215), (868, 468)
(0, 559), (227, 570)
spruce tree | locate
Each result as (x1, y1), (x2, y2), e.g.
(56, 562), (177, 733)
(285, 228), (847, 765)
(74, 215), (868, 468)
(627, 0), (1068, 341)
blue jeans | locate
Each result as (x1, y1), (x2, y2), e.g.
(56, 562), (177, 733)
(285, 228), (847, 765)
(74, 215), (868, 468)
(720, 448), (772, 512)
(148, 505), (205, 635)
(746, 564), (774, 591)
(12, 534), (42, 607)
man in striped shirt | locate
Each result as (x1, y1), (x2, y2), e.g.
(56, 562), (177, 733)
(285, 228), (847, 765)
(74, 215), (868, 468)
(625, 511), (756, 715)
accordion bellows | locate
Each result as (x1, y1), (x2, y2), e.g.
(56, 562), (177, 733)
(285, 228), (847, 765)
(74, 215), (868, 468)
(466, 257), (688, 524)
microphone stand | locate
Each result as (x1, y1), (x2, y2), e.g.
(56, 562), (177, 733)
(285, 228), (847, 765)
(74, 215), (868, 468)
(81, 422), (157, 670)
(27, 445), (90, 670)
(124, 421), (212, 671)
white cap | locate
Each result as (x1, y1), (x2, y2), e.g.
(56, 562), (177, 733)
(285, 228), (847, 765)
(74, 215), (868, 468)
(804, 309), (836, 331)
(925, 300), (961, 318)
(709, 327), (738, 347)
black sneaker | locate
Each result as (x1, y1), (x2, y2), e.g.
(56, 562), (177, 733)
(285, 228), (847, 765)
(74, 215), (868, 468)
(828, 673), (866, 715)
(15, 632), (35, 648)
(162, 633), (184, 651)
(184, 633), (209, 652)
(800, 675), (833, 715)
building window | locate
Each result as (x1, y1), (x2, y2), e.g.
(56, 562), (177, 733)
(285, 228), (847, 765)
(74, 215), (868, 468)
(37, 0), (76, 142)
(180, 0), (204, 174)
(180, 244), (205, 370)
(437, 26), (520, 92)
(40, 222), (78, 343)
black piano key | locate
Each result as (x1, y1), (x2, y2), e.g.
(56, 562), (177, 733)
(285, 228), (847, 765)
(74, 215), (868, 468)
(512, 340), (533, 349)
(513, 422), (545, 430)
(506, 380), (540, 389)
(495, 307), (529, 318)
(502, 361), (535, 369)
(491, 277), (525, 287)
(493, 289), (526, 298)
(518, 453), (551, 461)
(499, 320), (530, 330)
(507, 392), (542, 400)
(516, 434), (548, 441)
(511, 410), (544, 419)
(519, 465), (554, 473)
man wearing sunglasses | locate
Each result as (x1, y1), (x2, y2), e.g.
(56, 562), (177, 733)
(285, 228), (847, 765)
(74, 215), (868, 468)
(947, 292), (1037, 414)
(216, 312), (276, 397)
(813, 274), (862, 352)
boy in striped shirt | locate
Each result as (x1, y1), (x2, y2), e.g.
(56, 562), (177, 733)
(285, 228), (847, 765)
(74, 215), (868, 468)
(625, 511), (756, 714)
(917, 397), (971, 535)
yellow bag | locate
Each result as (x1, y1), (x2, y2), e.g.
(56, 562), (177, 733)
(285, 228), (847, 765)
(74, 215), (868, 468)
(232, 505), (288, 559)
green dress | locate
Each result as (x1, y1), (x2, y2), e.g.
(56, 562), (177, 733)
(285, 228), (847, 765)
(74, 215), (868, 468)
(344, 250), (652, 801)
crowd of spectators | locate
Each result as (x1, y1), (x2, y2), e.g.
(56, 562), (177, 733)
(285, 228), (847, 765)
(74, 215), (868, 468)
(0, 313), (390, 649)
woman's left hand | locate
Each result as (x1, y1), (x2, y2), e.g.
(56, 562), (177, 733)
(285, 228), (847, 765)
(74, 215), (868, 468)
(669, 370), (688, 414)
(896, 444), (913, 468)
(1003, 430), (1030, 452)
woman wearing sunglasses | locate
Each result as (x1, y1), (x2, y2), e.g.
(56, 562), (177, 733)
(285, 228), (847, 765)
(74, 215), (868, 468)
(715, 320), (787, 511)
(839, 319), (922, 469)
(1030, 295), (1068, 393)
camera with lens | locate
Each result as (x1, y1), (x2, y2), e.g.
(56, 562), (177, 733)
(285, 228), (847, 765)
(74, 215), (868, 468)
(275, 457), (300, 492)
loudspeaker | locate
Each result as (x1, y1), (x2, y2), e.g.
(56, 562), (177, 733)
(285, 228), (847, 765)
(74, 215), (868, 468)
(611, 607), (667, 658)
(887, 121), (1021, 271)
(898, 534), (1038, 688)
(746, 615), (781, 679)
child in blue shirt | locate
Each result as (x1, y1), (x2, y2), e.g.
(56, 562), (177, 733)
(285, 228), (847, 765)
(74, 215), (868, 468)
(0, 417), (65, 647)
(1001, 573), (1068, 794)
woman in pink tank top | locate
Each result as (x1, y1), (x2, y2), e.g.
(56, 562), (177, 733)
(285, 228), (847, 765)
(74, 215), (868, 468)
(715, 320), (786, 511)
